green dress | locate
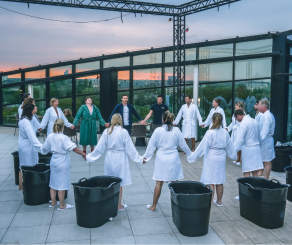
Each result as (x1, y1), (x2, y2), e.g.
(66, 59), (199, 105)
(73, 104), (106, 146)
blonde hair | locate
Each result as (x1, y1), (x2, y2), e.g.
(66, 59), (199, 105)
(50, 98), (58, 106)
(63, 109), (72, 117)
(235, 101), (245, 112)
(53, 118), (64, 133)
(162, 112), (175, 131)
(109, 113), (123, 135)
(211, 113), (223, 130)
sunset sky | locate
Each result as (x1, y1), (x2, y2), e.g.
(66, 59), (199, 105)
(0, 0), (291, 72)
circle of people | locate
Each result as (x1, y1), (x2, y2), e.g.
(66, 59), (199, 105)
(17, 92), (275, 210)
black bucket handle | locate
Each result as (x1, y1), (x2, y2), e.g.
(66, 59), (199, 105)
(243, 183), (254, 189)
(107, 182), (117, 188)
(77, 178), (88, 184)
(271, 179), (282, 185)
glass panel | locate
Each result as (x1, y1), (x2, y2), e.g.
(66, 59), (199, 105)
(50, 65), (72, 77)
(76, 94), (100, 110)
(165, 51), (173, 63)
(33, 83), (46, 100)
(58, 97), (73, 112)
(117, 91), (130, 104)
(25, 70), (46, 81)
(235, 58), (271, 80)
(76, 75), (100, 95)
(3, 104), (19, 125)
(236, 39), (273, 56)
(186, 65), (195, 84)
(234, 79), (271, 118)
(164, 87), (173, 113)
(103, 57), (130, 68)
(185, 85), (193, 99)
(118, 71), (130, 90)
(199, 62), (233, 82)
(165, 67), (173, 86)
(133, 68), (162, 89)
(76, 61), (100, 73)
(133, 88), (161, 123)
(2, 86), (22, 105)
(198, 82), (232, 140)
(35, 100), (46, 117)
(199, 44), (233, 59)
(288, 83), (292, 141)
(290, 47), (292, 56)
(133, 53), (162, 66)
(50, 79), (72, 98)
(186, 48), (197, 61)
(2, 74), (21, 85)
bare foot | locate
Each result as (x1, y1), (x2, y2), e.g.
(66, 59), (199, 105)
(118, 204), (125, 210)
(192, 149), (195, 152)
(182, 152), (186, 155)
(217, 200), (222, 206)
(149, 205), (156, 211)
(59, 204), (66, 209)
(51, 201), (58, 207)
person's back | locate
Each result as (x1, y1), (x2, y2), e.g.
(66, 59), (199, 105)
(206, 128), (230, 149)
(104, 126), (127, 151)
(259, 110), (275, 139)
(153, 126), (183, 151)
(46, 133), (74, 155)
(241, 115), (260, 146)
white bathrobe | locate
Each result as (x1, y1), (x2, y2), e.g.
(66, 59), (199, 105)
(41, 107), (72, 135)
(188, 128), (237, 185)
(234, 115), (264, 173)
(18, 103), (23, 118)
(258, 110), (275, 162)
(227, 114), (245, 145)
(255, 112), (263, 123)
(18, 118), (42, 168)
(173, 103), (203, 139)
(143, 125), (192, 181)
(40, 133), (76, 190)
(86, 126), (143, 186)
(203, 106), (227, 129)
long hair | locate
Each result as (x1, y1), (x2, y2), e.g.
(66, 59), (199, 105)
(53, 118), (64, 133)
(21, 104), (34, 120)
(21, 98), (34, 109)
(162, 112), (175, 131)
(109, 113), (123, 135)
(235, 101), (245, 112)
(210, 112), (223, 129)
(63, 109), (72, 117)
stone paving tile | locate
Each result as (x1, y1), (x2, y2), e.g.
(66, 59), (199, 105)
(0, 190), (24, 201)
(211, 221), (254, 244)
(10, 211), (53, 228)
(17, 202), (55, 213)
(159, 202), (172, 217)
(210, 206), (231, 223)
(123, 193), (153, 205)
(126, 204), (164, 220)
(0, 213), (14, 229)
(91, 236), (135, 244)
(175, 230), (224, 244)
(268, 224), (292, 242)
(123, 183), (151, 195)
(47, 240), (91, 244)
(0, 200), (22, 214)
(135, 233), (180, 244)
(1, 225), (50, 244)
(0, 228), (6, 242)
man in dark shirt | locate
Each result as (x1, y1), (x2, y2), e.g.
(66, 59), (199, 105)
(141, 95), (169, 132)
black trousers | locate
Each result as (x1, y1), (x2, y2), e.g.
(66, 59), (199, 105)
(124, 125), (132, 135)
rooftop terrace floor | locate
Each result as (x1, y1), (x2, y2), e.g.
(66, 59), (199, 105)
(0, 127), (291, 245)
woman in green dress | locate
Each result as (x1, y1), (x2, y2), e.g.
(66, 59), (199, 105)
(72, 97), (110, 154)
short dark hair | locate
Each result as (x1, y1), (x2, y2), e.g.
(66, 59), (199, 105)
(121, 94), (128, 98)
(234, 109), (245, 118)
(255, 100), (260, 105)
(157, 95), (163, 99)
(85, 96), (92, 103)
(214, 98), (221, 106)
(21, 93), (30, 102)
(185, 95), (192, 100)
(21, 104), (34, 120)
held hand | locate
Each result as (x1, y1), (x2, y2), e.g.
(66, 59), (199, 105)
(38, 128), (42, 132)
(82, 154), (86, 161)
(105, 123), (110, 128)
(141, 120), (145, 125)
(71, 125), (75, 130)
(200, 124), (204, 128)
(173, 124), (177, 126)
(143, 158), (147, 164)
(225, 127), (228, 131)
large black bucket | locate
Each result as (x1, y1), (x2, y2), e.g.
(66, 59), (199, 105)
(272, 146), (292, 172)
(11, 151), (20, 185)
(38, 152), (53, 165)
(168, 181), (213, 237)
(237, 177), (289, 229)
(21, 164), (51, 206)
(284, 166), (292, 202)
(72, 176), (122, 228)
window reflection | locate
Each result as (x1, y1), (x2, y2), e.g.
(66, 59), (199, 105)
(117, 91), (130, 103)
(2, 86), (21, 105)
(50, 66), (72, 77)
(58, 97), (72, 112)
(133, 68), (161, 89)
(35, 100), (46, 116)
(118, 71), (130, 90)
(103, 57), (130, 68)
(236, 39), (272, 56)
(165, 67), (173, 86)
(76, 61), (100, 73)
(199, 44), (233, 59)
(50, 79), (72, 98)
(288, 82), (292, 141)
(133, 53), (162, 66)
(33, 83), (46, 100)
(235, 58), (271, 80)
(165, 51), (173, 63)
(76, 75), (100, 95)
(199, 62), (233, 82)
(25, 70), (46, 81)
(3, 104), (19, 125)
(234, 79), (271, 118)
(164, 87), (173, 113)
(2, 74), (21, 85)
(186, 48), (197, 61)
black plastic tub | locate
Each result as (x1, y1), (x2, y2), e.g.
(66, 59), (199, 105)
(237, 177), (290, 229)
(284, 166), (292, 202)
(38, 152), (53, 165)
(168, 181), (213, 237)
(272, 146), (292, 172)
(72, 176), (122, 228)
(21, 164), (51, 206)
(11, 151), (20, 185)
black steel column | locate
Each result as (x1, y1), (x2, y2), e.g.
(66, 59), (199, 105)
(45, 68), (50, 108)
(0, 75), (2, 124)
(72, 64), (76, 116)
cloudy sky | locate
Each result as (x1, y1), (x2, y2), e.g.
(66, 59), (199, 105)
(0, 0), (291, 72)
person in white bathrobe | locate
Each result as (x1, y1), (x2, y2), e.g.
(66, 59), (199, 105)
(143, 112), (192, 211)
(18, 93), (31, 117)
(86, 113), (144, 211)
(18, 104), (42, 191)
(20, 98), (42, 132)
(258, 100), (275, 179)
(233, 110), (264, 177)
(201, 98), (227, 129)
(41, 98), (74, 135)
(189, 113), (237, 207)
(173, 95), (203, 153)
(226, 101), (245, 166)
(40, 118), (86, 210)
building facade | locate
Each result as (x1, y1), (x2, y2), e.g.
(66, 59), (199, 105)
(1, 30), (292, 141)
